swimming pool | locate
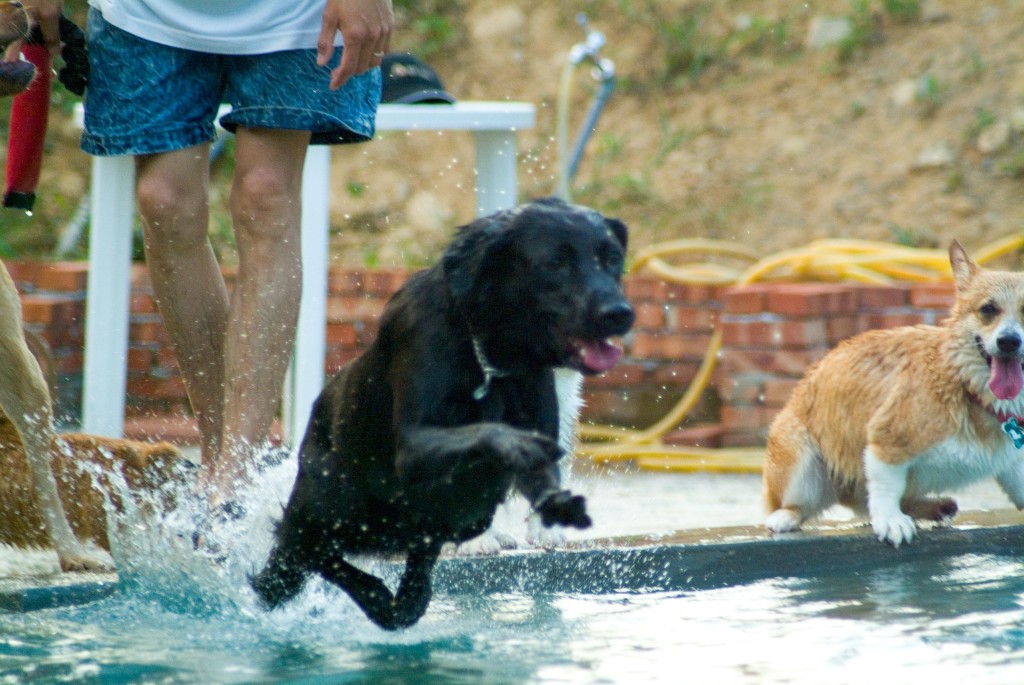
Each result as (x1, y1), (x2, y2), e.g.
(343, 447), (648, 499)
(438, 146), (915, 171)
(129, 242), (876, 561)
(3, 513), (1024, 682)
(2, 459), (1024, 684)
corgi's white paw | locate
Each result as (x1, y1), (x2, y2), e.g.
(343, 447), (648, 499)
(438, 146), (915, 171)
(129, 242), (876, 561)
(872, 512), (916, 547)
(766, 508), (802, 533)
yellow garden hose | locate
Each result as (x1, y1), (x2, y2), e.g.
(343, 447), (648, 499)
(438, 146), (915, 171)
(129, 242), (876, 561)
(578, 234), (1024, 474)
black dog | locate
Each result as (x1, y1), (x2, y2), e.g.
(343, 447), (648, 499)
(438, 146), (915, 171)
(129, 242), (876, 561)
(251, 198), (635, 629)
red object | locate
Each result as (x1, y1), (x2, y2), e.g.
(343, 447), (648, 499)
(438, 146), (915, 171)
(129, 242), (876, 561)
(4, 43), (51, 211)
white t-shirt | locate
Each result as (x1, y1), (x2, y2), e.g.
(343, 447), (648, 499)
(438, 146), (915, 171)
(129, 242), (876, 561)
(89, 0), (341, 54)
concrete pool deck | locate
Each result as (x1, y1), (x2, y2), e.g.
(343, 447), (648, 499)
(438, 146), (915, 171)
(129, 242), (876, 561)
(437, 509), (1024, 595)
(1, 471), (1022, 612)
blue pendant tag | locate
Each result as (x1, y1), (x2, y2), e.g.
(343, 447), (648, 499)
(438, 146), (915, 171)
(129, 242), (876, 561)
(1002, 417), (1024, 449)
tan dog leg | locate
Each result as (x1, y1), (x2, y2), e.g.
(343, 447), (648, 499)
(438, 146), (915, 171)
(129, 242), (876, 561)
(0, 264), (111, 571)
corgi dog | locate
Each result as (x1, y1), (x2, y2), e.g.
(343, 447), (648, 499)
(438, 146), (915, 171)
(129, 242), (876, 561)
(764, 240), (1024, 546)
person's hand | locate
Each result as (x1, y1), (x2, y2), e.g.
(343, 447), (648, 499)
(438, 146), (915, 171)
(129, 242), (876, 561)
(22, 0), (63, 57)
(318, 0), (393, 91)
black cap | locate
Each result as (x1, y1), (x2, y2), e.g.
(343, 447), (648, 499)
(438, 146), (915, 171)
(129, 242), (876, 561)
(381, 53), (455, 104)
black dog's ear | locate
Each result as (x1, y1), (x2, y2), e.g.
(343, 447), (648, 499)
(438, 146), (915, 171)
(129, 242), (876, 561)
(605, 217), (628, 253)
(443, 216), (509, 304)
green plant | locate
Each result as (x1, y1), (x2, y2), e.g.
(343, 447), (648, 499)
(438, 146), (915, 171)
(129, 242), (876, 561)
(658, 12), (715, 81)
(391, 0), (465, 61)
(964, 48), (987, 82)
(883, 0), (920, 23)
(207, 212), (236, 263)
(726, 16), (794, 57)
(410, 15), (458, 61)
(593, 133), (625, 167)
(945, 165), (964, 193)
(651, 112), (692, 169)
(207, 138), (238, 263)
(680, 169), (774, 240)
(573, 171), (660, 215)
(617, 0), (720, 84)
(915, 73), (943, 113)
(886, 222), (937, 248)
(970, 109), (997, 137)
(361, 244), (380, 269)
(999, 150), (1024, 178)
(837, 0), (876, 63)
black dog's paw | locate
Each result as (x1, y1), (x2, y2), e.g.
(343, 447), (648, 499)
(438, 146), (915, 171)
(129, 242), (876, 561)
(536, 490), (592, 529)
(487, 426), (563, 469)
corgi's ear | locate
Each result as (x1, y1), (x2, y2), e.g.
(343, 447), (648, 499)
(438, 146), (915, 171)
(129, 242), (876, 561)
(949, 239), (977, 289)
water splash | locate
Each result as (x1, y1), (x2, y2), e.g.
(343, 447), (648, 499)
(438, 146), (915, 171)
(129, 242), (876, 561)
(0, 449), (574, 681)
(72, 450), (431, 630)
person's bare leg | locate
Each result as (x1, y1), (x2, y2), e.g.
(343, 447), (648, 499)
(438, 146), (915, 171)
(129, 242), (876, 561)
(135, 133), (307, 506)
(209, 127), (308, 503)
(135, 145), (230, 472)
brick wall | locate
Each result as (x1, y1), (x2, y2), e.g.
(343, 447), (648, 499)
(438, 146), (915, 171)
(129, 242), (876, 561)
(9, 261), (955, 446)
(716, 282), (953, 446)
(8, 261), (90, 423)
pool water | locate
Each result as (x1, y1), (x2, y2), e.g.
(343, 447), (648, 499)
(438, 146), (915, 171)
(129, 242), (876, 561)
(4, 548), (1024, 681)
(2, 462), (1024, 684)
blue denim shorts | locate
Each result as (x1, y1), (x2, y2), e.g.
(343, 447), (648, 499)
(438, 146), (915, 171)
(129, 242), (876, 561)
(81, 8), (380, 156)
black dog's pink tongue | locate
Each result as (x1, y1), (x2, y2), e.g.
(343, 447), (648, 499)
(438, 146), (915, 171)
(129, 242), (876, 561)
(990, 356), (1024, 400)
(581, 339), (623, 373)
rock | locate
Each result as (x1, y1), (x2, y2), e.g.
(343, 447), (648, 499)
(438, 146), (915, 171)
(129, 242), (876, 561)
(912, 142), (956, 169)
(327, 167), (410, 223)
(806, 16), (852, 50)
(951, 196), (977, 217)
(921, 0), (951, 22)
(891, 79), (918, 109)
(406, 191), (455, 233)
(1010, 108), (1024, 132)
(977, 120), (1010, 154)
(778, 136), (809, 158)
(468, 6), (527, 45)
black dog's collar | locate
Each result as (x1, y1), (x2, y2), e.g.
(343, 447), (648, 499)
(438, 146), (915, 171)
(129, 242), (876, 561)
(472, 337), (510, 400)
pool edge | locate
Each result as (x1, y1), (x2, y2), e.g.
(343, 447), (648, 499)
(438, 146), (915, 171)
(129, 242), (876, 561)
(433, 508), (1024, 595)
(0, 572), (120, 612)
(3, 509), (1023, 610)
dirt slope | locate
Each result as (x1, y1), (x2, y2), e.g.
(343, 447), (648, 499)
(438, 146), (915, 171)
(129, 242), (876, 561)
(7, 0), (1024, 269)
(329, 0), (1024, 268)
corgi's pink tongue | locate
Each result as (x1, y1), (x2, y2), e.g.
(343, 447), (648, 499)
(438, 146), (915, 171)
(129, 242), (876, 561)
(990, 357), (1024, 400)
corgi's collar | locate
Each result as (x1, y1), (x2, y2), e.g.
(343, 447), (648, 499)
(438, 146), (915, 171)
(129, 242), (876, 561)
(967, 390), (1024, 448)
(968, 390), (1024, 424)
